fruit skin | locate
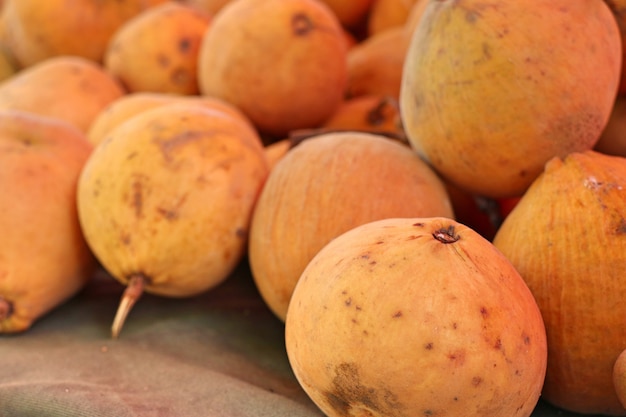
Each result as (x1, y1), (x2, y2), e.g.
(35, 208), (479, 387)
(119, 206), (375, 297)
(321, 94), (404, 138)
(248, 131), (454, 321)
(493, 150), (626, 415)
(0, 0), (168, 68)
(286, 217), (547, 417)
(104, 2), (211, 95)
(595, 95), (626, 157)
(615, 349), (626, 409)
(0, 110), (96, 333)
(77, 103), (268, 300)
(400, 0), (622, 199)
(605, 0), (626, 95)
(198, 0), (348, 138)
(0, 55), (125, 134)
(86, 92), (254, 147)
(346, 26), (412, 100)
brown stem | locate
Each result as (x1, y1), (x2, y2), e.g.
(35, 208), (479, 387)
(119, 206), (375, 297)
(0, 296), (12, 321)
(111, 274), (146, 339)
(433, 224), (460, 243)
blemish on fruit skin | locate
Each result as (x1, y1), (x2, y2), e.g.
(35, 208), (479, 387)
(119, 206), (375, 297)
(156, 207), (178, 220)
(156, 130), (205, 163)
(480, 306), (489, 318)
(131, 179), (143, 218)
(322, 363), (405, 416)
(0, 296), (14, 321)
(471, 376), (483, 387)
(424, 342), (434, 350)
(392, 310), (403, 318)
(447, 349), (466, 366)
(178, 37), (191, 53)
(292, 12), (314, 36)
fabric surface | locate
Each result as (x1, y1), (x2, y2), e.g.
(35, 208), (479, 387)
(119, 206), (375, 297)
(0, 261), (584, 417)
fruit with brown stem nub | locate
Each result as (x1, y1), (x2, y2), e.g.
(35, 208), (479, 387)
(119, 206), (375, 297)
(400, 0), (622, 199)
(493, 150), (626, 415)
(197, 0), (348, 138)
(77, 103), (269, 339)
(285, 217), (547, 417)
(104, 2), (211, 95)
(0, 110), (96, 333)
(248, 131), (454, 321)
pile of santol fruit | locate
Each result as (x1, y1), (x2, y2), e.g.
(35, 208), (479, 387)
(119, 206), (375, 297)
(0, 0), (625, 416)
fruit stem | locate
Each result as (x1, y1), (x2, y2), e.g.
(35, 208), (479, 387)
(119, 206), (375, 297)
(0, 296), (12, 321)
(111, 273), (146, 339)
(433, 224), (460, 243)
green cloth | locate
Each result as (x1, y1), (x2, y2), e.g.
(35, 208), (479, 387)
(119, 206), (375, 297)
(0, 262), (582, 417)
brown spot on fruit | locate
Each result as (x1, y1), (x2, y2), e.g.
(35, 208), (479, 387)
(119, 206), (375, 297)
(425, 342), (434, 350)
(0, 297), (13, 321)
(480, 306), (489, 318)
(178, 37), (191, 53)
(447, 349), (466, 366)
(472, 376), (483, 386)
(322, 363), (405, 416)
(392, 310), (403, 318)
(292, 12), (313, 36)
(131, 178), (143, 218)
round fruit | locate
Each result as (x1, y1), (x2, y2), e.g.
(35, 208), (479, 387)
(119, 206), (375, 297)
(286, 216), (547, 417)
(248, 131), (454, 321)
(400, 0), (622, 198)
(493, 150), (626, 415)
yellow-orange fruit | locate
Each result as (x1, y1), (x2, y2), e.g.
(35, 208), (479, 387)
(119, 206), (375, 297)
(248, 131), (454, 321)
(322, 94), (404, 138)
(286, 217), (547, 417)
(0, 110), (95, 333)
(493, 150), (626, 415)
(0, 55), (125, 133)
(104, 2), (211, 95)
(0, 0), (168, 68)
(346, 26), (412, 100)
(87, 92), (254, 146)
(367, 0), (418, 36)
(198, 0), (348, 138)
(400, 0), (622, 198)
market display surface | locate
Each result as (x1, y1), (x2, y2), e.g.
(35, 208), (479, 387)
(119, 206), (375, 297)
(0, 0), (625, 416)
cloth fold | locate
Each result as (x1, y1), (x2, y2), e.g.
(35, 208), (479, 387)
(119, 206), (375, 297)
(0, 261), (580, 417)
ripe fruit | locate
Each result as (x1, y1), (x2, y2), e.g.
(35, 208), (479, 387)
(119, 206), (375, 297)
(104, 2), (211, 95)
(400, 0), (622, 198)
(0, 0), (168, 67)
(198, 0), (348, 138)
(77, 103), (269, 338)
(87, 92), (253, 147)
(286, 217), (547, 417)
(346, 26), (411, 100)
(0, 110), (95, 333)
(248, 131), (453, 321)
(493, 150), (626, 415)
(321, 94), (404, 139)
(0, 55), (125, 133)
